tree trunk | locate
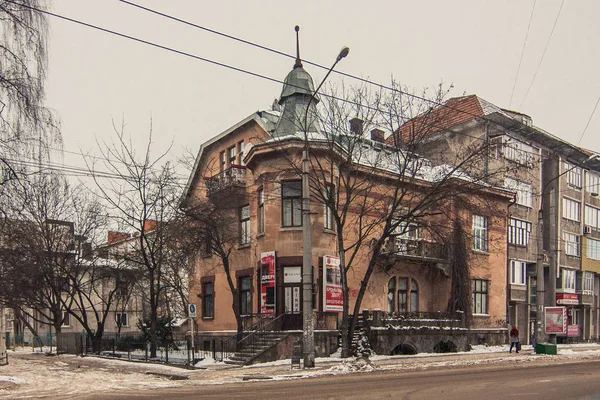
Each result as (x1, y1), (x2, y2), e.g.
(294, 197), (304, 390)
(347, 244), (383, 354)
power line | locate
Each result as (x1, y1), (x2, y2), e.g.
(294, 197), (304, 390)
(518, 0), (565, 109)
(509, 0), (537, 108)
(6, 0), (574, 162)
(577, 96), (600, 146)
(116, 0), (561, 159)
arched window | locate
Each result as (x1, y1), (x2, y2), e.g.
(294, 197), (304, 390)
(387, 276), (419, 313)
(387, 277), (396, 313)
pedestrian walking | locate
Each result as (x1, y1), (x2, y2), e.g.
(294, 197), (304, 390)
(509, 326), (520, 353)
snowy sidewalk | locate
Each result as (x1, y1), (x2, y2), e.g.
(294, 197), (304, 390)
(1, 343), (600, 398)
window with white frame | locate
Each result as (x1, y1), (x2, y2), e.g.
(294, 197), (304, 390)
(563, 198), (581, 222)
(565, 162), (582, 189)
(281, 181), (302, 227)
(61, 311), (70, 327)
(510, 260), (526, 285)
(583, 272), (594, 294)
(508, 218), (532, 246)
(393, 220), (419, 239)
(587, 238), (600, 260)
(472, 215), (488, 251)
(561, 268), (576, 292)
(116, 312), (128, 327)
(237, 141), (245, 166)
(257, 188), (264, 234)
(585, 205), (600, 229)
(472, 279), (488, 314)
(324, 184), (334, 231)
(505, 177), (533, 208)
(587, 172), (600, 195)
(239, 205), (250, 246)
(503, 137), (534, 166)
(564, 232), (581, 257)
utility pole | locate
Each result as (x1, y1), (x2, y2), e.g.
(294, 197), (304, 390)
(535, 208), (545, 346)
(301, 29), (349, 368)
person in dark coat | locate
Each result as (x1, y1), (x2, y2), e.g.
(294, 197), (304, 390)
(509, 326), (520, 353)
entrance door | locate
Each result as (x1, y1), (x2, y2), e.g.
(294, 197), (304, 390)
(282, 266), (302, 330)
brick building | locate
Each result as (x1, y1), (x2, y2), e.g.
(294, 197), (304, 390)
(181, 54), (513, 361)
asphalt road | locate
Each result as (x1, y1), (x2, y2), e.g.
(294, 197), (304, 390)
(83, 360), (600, 400)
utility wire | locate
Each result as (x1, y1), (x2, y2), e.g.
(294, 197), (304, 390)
(509, 0), (537, 109)
(116, 0), (569, 159)
(577, 96), (600, 146)
(6, 1), (581, 163)
(518, 0), (565, 109)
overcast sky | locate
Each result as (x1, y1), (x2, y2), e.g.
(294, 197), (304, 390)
(44, 0), (600, 177)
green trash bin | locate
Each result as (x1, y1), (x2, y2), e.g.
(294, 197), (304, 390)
(535, 343), (557, 355)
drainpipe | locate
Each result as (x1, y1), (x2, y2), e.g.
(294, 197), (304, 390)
(506, 193), (517, 334)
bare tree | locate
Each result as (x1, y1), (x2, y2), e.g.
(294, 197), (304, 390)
(179, 198), (245, 339)
(0, 172), (103, 349)
(87, 121), (183, 357)
(270, 80), (510, 357)
(0, 1), (60, 205)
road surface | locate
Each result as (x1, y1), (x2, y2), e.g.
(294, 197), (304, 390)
(81, 359), (600, 400)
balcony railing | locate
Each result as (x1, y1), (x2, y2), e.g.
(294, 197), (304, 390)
(383, 236), (447, 260)
(206, 166), (246, 195)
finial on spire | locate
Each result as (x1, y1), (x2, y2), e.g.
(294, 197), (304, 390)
(294, 25), (302, 69)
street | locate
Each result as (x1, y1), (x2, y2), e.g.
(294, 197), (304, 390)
(80, 359), (600, 400)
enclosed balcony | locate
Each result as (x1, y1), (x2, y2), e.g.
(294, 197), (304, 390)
(205, 166), (247, 197)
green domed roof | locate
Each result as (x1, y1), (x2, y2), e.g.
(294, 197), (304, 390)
(278, 66), (319, 105)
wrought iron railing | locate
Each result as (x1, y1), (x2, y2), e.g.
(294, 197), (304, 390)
(361, 310), (466, 329)
(383, 236), (447, 259)
(205, 166), (246, 195)
(221, 313), (286, 362)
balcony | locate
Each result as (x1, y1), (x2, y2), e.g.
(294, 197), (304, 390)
(383, 236), (448, 262)
(206, 166), (246, 197)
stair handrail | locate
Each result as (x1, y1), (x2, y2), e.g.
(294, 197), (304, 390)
(221, 313), (286, 360)
(236, 313), (286, 349)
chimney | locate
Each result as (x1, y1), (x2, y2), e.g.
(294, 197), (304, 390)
(349, 118), (364, 135)
(143, 219), (158, 233)
(370, 128), (385, 143)
(108, 231), (131, 244)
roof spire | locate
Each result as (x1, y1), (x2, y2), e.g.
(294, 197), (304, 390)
(294, 25), (302, 69)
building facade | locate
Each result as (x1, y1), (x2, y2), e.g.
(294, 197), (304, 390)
(181, 59), (513, 358)
(389, 95), (600, 344)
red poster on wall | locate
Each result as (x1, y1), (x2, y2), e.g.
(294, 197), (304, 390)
(260, 251), (276, 315)
(545, 306), (567, 334)
(323, 255), (343, 312)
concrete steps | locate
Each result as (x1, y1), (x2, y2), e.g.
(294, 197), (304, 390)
(224, 332), (288, 366)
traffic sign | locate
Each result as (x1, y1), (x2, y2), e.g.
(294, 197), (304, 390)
(188, 303), (197, 318)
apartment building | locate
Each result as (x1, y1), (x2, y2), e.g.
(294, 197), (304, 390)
(389, 95), (600, 344)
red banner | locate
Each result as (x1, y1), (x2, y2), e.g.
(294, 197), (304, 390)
(323, 255), (343, 312)
(556, 293), (579, 305)
(260, 251), (276, 315)
(567, 324), (579, 337)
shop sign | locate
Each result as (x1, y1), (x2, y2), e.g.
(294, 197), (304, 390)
(556, 293), (579, 305)
(323, 255), (343, 312)
(260, 251), (276, 315)
(545, 306), (567, 334)
(284, 266), (302, 283)
(567, 324), (579, 337)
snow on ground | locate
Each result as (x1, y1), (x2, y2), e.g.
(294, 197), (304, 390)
(2, 343), (600, 398)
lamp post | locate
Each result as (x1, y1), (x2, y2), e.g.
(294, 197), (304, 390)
(535, 153), (599, 347)
(302, 45), (349, 368)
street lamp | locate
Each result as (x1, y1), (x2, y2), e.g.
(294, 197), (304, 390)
(302, 40), (349, 369)
(535, 153), (599, 347)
